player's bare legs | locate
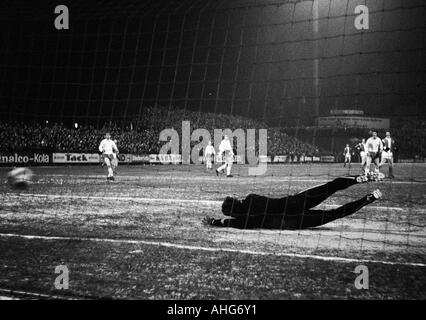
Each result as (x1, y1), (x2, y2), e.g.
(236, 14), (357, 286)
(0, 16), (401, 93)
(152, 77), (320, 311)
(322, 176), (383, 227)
(206, 156), (212, 170)
(360, 151), (367, 173)
(365, 154), (371, 175)
(225, 161), (232, 177)
(344, 156), (351, 168)
(103, 155), (115, 181)
(365, 152), (384, 180)
(216, 163), (226, 175)
(373, 156), (380, 174)
(379, 155), (395, 179)
(216, 157), (233, 177)
(388, 157), (394, 178)
(111, 155), (118, 175)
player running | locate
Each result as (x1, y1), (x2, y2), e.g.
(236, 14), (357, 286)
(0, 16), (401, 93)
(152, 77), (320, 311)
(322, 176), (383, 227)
(203, 175), (382, 230)
(365, 131), (383, 177)
(99, 133), (119, 181)
(216, 135), (234, 178)
(204, 141), (216, 170)
(343, 144), (351, 168)
(355, 138), (367, 173)
(380, 131), (396, 179)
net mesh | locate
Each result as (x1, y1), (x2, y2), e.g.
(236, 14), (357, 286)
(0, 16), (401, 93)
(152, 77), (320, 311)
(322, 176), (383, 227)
(0, 0), (425, 299)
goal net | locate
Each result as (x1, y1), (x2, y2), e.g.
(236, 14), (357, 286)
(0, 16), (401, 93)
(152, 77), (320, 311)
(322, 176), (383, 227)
(0, 0), (425, 299)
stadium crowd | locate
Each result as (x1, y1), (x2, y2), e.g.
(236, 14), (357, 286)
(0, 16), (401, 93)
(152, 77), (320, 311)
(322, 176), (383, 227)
(0, 107), (320, 157)
(283, 121), (426, 160)
(2, 108), (423, 159)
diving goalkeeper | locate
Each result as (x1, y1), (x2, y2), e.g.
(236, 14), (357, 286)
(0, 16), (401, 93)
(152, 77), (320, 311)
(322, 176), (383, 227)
(203, 174), (383, 230)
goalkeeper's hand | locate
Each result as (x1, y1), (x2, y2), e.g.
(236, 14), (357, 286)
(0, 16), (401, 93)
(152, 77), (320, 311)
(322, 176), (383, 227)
(202, 216), (215, 226)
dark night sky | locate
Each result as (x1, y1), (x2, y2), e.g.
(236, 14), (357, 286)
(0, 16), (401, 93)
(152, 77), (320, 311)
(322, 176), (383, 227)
(0, 0), (425, 126)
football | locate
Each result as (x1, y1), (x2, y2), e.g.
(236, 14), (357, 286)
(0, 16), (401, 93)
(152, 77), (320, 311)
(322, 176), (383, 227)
(7, 167), (34, 189)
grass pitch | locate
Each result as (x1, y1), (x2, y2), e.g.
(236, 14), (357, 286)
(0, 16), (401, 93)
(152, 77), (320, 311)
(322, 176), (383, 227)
(0, 163), (425, 299)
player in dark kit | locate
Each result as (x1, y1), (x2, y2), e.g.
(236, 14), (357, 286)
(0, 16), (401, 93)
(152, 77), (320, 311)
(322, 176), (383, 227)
(203, 175), (382, 230)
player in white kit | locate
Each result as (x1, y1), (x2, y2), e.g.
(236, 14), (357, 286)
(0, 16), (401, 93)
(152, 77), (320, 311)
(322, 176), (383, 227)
(365, 131), (384, 179)
(355, 138), (368, 173)
(99, 133), (119, 181)
(216, 135), (234, 178)
(380, 131), (395, 179)
(343, 144), (351, 168)
(204, 141), (216, 170)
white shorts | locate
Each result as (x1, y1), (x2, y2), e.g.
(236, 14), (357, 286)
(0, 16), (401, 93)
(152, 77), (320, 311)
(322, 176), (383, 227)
(104, 153), (118, 168)
(360, 151), (367, 158)
(205, 155), (214, 163)
(381, 151), (393, 161)
(224, 155), (234, 165)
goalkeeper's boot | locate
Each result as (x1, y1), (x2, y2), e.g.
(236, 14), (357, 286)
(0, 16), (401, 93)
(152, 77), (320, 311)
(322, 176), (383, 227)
(366, 189), (382, 203)
(216, 169), (220, 176)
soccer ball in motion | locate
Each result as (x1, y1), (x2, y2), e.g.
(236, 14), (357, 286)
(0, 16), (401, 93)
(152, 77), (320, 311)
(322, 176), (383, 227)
(7, 167), (34, 189)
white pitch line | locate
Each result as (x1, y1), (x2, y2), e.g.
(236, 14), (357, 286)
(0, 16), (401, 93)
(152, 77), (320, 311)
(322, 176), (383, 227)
(2, 163), (425, 170)
(0, 232), (425, 267)
(42, 174), (332, 183)
(0, 288), (78, 300)
(4, 193), (219, 206)
(35, 174), (426, 185)
(3, 193), (425, 213)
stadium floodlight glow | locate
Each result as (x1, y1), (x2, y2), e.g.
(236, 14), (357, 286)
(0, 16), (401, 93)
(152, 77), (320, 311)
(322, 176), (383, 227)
(74, 123), (78, 129)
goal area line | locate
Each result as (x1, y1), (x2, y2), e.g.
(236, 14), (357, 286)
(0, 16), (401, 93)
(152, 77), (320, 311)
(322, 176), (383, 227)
(0, 232), (424, 268)
(4, 192), (425, 213)
(37, 173), (426, 185)
(0, 288), (80, 300)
